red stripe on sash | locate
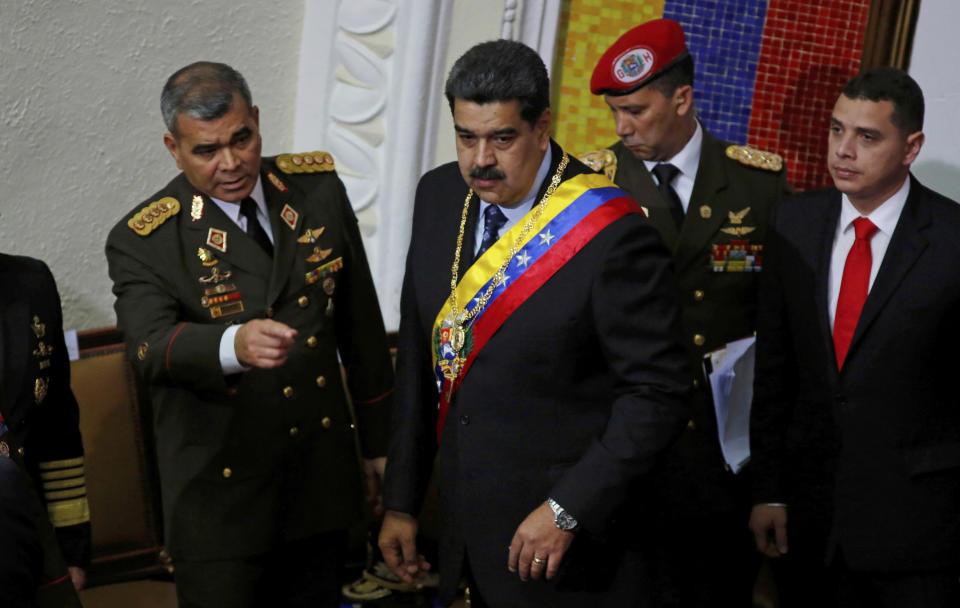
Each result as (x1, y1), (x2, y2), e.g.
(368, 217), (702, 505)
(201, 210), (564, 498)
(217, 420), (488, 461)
(436, 196), (638, 442)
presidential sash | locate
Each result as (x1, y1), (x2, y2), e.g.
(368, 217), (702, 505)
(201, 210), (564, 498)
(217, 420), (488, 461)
(432, 172), (643, 441)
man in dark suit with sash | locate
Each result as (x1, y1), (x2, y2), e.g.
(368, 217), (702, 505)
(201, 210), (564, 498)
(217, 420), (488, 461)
(379, 40), (690, 607)
(105, 62), (395, 607)
(583, 20), (791, 607)
(750, 68), (960, 606)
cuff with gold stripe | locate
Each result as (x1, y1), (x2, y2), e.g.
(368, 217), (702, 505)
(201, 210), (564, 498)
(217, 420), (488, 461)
(39, 456), (91, 527)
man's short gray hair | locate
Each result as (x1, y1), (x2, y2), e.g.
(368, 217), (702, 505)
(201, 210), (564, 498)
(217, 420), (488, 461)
(160, 61), (252, 135)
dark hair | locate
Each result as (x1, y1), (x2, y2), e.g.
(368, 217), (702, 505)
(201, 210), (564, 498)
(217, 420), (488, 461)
(160, 62), (252, 135)
(648, 53), (695, 97)
(444, 40), (550, 126)
(841, 67), (924, 133)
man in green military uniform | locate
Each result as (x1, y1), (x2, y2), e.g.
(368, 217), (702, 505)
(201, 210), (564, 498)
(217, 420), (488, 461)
(585, 20), (790, 608)
(105, 62), (394, 607)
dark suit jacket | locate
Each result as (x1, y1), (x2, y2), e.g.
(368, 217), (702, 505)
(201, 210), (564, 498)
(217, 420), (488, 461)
(105, 158), (394, 560)
(752, 175), (960, 572)
(610, 130), (789, 514)
(382, 141), (691, 605)
(0, 254), (86, 607)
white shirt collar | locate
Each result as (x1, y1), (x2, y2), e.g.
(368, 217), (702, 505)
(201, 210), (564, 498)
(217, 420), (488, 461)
(838, 175), (910, 238)
(210, 175), (267, 224)
(643, 120), (703, 179)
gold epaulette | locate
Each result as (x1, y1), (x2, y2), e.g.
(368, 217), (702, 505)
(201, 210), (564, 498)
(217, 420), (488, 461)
(578, 148), (618, 181)
(276, 151), (336, 174)
(128, 197), (180, 236)
(725, 145), (783, 172)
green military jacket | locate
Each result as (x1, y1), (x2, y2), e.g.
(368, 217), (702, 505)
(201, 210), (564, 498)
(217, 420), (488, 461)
(105, 153), (394, 560)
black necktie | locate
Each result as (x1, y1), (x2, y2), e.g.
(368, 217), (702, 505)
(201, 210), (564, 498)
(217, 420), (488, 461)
(239, 197), (273, 257)
(475, 205), (508, 261)
(652, 163), (685, 230)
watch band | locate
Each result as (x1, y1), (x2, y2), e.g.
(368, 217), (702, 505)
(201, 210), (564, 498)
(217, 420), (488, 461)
(547, 498), (578, 531)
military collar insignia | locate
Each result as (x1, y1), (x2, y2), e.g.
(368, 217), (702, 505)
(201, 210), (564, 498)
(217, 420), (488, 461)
(297, 227), (325, 243)
(206, 227), (228, 253)
(725, 145), (783, 172)
(280, 204), (299, 230)
(197, 248), (218, 266)
(191, 194), (204, 221)
(267, 171), (289, 193)
(128, 197), (180, 236)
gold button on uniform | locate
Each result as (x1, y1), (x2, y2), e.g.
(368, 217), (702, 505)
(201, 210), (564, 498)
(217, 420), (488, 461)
(306, 336), (318, 348)
(222, 468), (232, 478)
(17, 447), (25, 457)
(350, 423), (357, 430)
(687, 420), (696, 431)
(316, 376), (327, 388)
(321, 417), (332, 428)
(692, 378), (700, 389)
(298, 296), (309, 308)
(283, 386), (294, 398)
(694, 290), (704, 301)
(266, 307), (275, 318)
(289, 427), (299, 437)
(693, 334), (705, 346)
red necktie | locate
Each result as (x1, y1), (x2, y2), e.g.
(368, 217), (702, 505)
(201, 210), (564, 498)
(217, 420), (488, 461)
(833, 217), (878, 369)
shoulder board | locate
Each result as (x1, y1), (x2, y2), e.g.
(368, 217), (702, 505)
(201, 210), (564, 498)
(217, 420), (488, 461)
(577, 148), (618, 181)
(725, 145), (783, 172)
(127, 197), (180, 236)
(276, 151), (336, 174)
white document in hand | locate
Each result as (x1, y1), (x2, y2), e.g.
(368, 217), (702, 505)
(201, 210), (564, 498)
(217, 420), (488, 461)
(703, 334), (756, 474)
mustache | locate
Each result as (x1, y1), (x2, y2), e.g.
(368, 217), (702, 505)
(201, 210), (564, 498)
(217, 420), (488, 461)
(469, 166), (506, 180)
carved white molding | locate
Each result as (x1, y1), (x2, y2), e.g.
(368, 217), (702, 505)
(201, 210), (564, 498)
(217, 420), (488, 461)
(294, 0), (454, 330)
(504, 0), (562, 75)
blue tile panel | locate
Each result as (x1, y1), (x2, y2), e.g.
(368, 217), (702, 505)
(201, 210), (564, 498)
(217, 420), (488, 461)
(662, 0), (769, 144)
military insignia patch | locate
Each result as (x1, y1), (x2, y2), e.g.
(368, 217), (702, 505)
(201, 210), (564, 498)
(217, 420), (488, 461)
(33, 341), (53, 358)
(201, 291), (243, 309)
(306, 246), (333, 263)
(206, 228), (228, 253)
(720, 207), (756, 236)
(322, 277), (336, 296)
(34, 377), (48, 404)
(305, 256), (344, 285)
(297, 227), (325, 243)
(267, 171), (289, 193)
(209, 301), (245, 319)
(197, 248), (218, 266)
(613, 47), (655, 85)
(128, 197), (181, 236)
(712, 241), (763, 272)
(199, 267), (232, 284)
(31, 315), (45, 339)
(191, 195), (204, 222)
(700, 205), (712, 219)
(280, 204), (299, 230)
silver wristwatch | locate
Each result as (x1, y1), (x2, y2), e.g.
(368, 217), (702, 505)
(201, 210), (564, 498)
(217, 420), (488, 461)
(547, 498), (578, 531)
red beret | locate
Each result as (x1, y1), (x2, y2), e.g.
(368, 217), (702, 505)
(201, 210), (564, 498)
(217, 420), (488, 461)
(590, 19), (689, 96)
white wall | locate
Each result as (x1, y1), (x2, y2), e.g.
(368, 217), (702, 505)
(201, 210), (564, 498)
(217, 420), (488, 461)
(909, 1), (960, 201)
(0, 0), (304, 330)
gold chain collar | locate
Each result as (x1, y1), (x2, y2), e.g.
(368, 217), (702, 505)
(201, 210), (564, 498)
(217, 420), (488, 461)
(445, 152), (569, 361)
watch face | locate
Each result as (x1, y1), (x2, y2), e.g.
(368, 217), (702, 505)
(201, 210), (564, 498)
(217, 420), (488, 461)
(556, 511), (577, 531)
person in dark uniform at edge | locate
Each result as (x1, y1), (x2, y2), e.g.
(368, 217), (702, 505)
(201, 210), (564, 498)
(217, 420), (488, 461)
(1, 252), (90, 608)
(582, 19), (790, 607)
(104, 62), (395, 607)
(378, 39), (691, 607)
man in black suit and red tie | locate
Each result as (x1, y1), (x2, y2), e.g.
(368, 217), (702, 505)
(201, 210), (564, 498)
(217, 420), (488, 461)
(749, 67), (960, 607)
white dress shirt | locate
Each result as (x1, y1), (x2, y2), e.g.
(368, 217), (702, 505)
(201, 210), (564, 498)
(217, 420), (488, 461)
(644, 121), (703, 213)
(474, 145), (553, 256)
(827, 177), (910, 329)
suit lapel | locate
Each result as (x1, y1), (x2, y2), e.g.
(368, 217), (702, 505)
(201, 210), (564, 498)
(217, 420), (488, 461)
(613, 144), (679, 248)
(815, 192), (843, 375)
(674, 131), (730, 272)
(846, 177), (930, 363)
(263, 171), (299, 305)
(181, 177), (273, 278)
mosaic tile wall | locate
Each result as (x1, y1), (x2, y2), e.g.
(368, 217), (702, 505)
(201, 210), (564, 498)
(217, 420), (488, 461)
(552, 0), (871, 191)
(747, 0), (871, 190)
